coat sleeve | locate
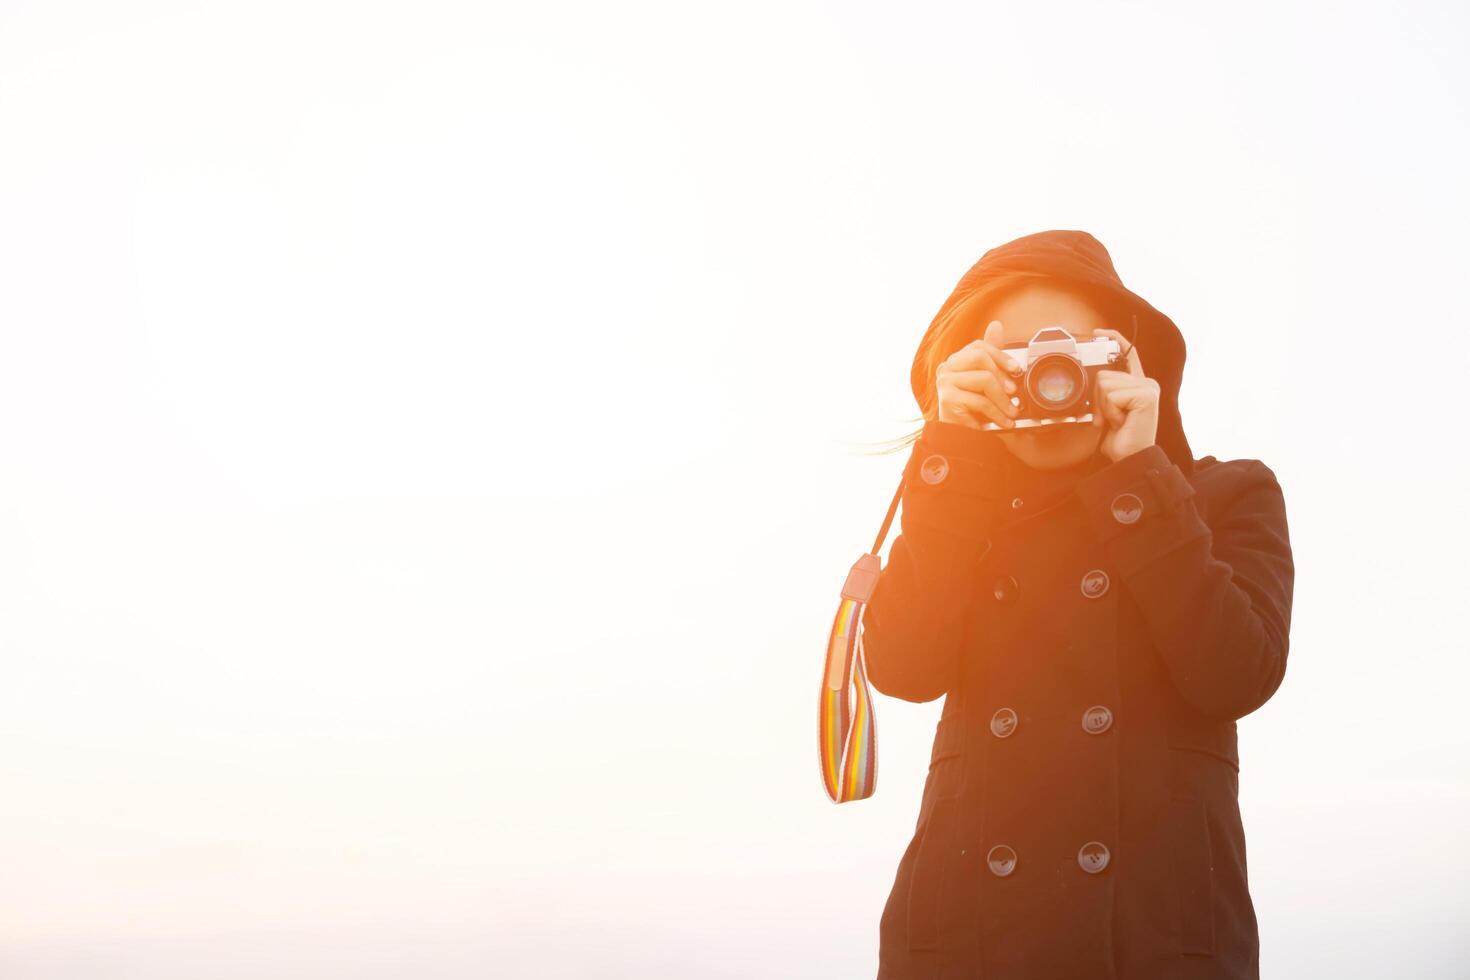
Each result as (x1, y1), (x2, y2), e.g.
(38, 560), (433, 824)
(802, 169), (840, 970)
(1073, 445), (1296, 721)
(861, 420), (997, 704)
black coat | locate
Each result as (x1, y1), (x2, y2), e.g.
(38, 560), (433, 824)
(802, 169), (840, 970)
(862, 232), (1296, 979)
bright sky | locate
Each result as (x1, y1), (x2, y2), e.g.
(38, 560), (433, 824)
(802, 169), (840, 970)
(1, 2), (1466, 977)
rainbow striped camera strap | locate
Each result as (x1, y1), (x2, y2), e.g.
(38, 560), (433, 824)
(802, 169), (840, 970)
(819, 475), (905, 804)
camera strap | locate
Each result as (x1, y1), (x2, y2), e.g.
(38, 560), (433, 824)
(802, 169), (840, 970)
(819, 472), (906, 803)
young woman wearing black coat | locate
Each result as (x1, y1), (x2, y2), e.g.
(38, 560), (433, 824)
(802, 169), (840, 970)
(865, 230), (1295, 980)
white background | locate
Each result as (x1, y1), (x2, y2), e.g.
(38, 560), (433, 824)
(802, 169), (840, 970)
(1, 1), (1466, 977)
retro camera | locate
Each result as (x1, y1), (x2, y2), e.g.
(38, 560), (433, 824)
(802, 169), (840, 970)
(981, 327), (1124, 431)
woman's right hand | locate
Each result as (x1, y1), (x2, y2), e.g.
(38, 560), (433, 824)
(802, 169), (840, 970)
(936, 319), (1024, 430)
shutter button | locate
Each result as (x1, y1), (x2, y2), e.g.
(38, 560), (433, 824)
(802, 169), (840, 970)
(1078, 841), (1111, 874)
(919, 454), (949, 485)
(987, 844), (1018, 877)
(1111, 492), (1143, 524)
(1080, 569), (1110, 599)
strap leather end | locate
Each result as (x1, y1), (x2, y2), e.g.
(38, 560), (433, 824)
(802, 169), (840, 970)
(840, 553), (882, 603)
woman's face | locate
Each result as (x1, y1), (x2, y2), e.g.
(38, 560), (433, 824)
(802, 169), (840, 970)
(984, 283), (1112, 470)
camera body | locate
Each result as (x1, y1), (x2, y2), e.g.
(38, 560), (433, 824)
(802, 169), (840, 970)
(980, 327), (1124, 431)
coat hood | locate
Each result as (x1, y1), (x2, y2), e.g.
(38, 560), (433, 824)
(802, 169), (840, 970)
(910, 230), (1195, 476)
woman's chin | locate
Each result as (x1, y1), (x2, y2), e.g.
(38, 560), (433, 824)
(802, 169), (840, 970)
(998, 423), (1101, 470)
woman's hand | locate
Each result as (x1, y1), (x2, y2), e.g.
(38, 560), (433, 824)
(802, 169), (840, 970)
(1091, 328), (1161, 461)
(937, 320), (1024, 430)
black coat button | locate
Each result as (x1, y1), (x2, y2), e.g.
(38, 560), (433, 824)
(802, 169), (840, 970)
(1081, 705), (1113, 735)
(987, 844), (1018, 877)
(993, 575), (1018, 603)
(1078, 841), (1111, 874)
(919, 454), (950, 485)
(1111, 492), (1144, 524)
(1080, 569), (1110, 599)
(990, 708), (1018, 738)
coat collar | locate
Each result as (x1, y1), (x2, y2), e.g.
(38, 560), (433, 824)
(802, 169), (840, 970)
(976, 435), (1115, 512)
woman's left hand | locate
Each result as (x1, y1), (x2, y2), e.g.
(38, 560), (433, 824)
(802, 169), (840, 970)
(1092, 328), (1161, 462)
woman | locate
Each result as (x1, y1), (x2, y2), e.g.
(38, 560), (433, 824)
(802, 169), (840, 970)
(863, 230), (1295, 979)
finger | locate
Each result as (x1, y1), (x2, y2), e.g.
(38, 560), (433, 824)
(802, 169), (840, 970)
(945, 369), (1018, 420)
(942, 344), (1002, 381)
(1094, 372), (1127, 428)
(1093, 367), (1132, 392)
(940, 348), (1021, 400)
(1105, 384), (1158, 414)
(1125, 343), (1144, 378)
(943, 378), (1016, 428)
(946, 337), (1023, 379)
(1100, 385), (1159, 436)
(1095, 367), (1155, 399)
(983, 320), (1024, 375)
(945, 385), (1015, 429)
(1093, 369), (1131, 420)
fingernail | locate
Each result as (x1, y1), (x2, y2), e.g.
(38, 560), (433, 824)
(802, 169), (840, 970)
(1004, 379), (1017, 394)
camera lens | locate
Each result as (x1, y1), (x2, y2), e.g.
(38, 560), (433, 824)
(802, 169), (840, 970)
(1035, 364), (1077, 402)
(1025, 354), (1086, 413)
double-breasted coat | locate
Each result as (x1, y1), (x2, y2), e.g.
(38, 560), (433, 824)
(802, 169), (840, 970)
(861, 231), (1296, 980)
